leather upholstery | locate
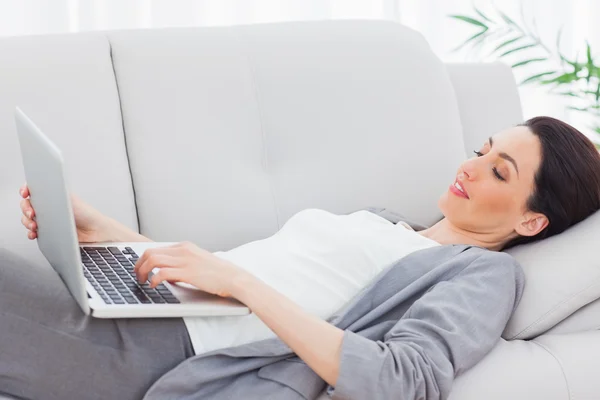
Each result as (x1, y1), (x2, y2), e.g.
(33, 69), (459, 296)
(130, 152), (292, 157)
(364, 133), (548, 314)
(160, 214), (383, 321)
(0, 20), (597, 400)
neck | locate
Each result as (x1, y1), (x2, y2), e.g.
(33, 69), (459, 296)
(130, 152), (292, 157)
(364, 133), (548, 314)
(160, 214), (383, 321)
(417, 218), (506, 251)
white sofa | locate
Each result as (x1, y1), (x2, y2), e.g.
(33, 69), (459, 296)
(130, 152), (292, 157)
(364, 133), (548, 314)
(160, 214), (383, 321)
(0, 20), (599, 400)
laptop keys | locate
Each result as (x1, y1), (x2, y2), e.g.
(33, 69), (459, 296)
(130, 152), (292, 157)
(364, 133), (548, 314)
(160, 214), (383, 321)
(82, 246), (180, 305)
(107, 247), (122, 255)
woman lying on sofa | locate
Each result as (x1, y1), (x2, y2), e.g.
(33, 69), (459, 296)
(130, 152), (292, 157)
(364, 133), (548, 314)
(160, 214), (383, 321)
(5, 116), (600, 400)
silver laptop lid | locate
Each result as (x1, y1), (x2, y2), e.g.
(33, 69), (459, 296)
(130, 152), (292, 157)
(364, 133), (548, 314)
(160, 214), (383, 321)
(14, 107), (90, 315)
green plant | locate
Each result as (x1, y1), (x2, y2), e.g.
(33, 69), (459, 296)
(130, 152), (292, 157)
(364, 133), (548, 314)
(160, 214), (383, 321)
(449, 3), (600, 145)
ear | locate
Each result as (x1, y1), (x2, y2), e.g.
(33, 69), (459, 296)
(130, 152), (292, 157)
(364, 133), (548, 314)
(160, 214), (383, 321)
(515, 212), (549, 237)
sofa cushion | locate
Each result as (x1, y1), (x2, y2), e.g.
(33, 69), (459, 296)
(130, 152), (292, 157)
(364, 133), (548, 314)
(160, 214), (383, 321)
(0, 33), (138, 265)
(235, 21), (467, 229)
(502, 210), (600, 340)
(107, 21), (467, 252)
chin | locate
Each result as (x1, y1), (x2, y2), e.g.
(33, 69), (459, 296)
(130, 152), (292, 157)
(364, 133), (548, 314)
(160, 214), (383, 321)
(437, 191), (451, 216)
(438, 191), (467, 226)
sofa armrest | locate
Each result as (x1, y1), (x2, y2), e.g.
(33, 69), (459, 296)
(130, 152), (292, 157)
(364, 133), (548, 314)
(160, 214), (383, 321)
(445, 62), (523, 158)
(447, 331), (600, 399)
(447, 338), (564, 399)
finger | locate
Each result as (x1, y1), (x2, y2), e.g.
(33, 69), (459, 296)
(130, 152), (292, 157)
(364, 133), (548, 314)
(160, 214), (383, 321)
(21, 214), (34, 231)
(22, 215), (36, 231)
(136, 254), (179, 283)
(149, 268), (189, 288)
(20, 198), (28, 213)
(27, 231), (37, 240)
(20, 199), (34, 218)
(19, 184), (30, 198)
(134, 246), (182, 272)
(21, 214), (37, 231)
(134, 247), (157, 272)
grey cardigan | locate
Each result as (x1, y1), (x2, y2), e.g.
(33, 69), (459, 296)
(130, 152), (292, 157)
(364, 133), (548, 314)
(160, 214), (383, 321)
(144, 241), (525, 400)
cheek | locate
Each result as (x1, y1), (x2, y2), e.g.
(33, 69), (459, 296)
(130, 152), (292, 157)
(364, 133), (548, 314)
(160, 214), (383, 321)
(476, 183), (522, 215)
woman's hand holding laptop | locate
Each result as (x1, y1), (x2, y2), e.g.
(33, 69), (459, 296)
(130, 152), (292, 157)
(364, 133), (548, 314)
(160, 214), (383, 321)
(19, 183), (151, 243)
(19, 182), (256, 300)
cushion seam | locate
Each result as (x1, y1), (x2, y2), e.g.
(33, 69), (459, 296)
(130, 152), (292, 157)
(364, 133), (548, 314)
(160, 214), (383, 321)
(233, 28), (281, 230)
(529, 339), (573, 400)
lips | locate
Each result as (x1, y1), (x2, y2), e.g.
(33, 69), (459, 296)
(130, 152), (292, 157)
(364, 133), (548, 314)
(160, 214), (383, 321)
(449, 179), (470, 199)
(454, 180), (469, 198)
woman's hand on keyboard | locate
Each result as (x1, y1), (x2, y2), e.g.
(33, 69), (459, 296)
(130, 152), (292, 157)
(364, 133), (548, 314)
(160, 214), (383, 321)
(133, 241), (250, 298)
(19, 183), (116, 243)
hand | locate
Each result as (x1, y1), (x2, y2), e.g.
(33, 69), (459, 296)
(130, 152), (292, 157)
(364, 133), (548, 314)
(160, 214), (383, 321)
(19, 183), (114, 243)
(133, 241), (249, 298)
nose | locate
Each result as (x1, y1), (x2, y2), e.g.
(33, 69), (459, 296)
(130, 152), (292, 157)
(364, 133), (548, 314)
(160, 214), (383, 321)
(459, 159), (477, 181)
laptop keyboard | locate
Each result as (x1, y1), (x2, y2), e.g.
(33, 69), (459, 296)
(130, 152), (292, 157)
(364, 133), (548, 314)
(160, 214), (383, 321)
(81, 246), (180, 305)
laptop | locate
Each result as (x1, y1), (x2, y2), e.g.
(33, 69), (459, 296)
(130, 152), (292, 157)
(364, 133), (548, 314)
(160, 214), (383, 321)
(14, 107), (250, 318)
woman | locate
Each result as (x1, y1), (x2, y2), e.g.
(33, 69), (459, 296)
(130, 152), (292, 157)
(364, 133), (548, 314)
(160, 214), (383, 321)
(6, 116), (600, 399)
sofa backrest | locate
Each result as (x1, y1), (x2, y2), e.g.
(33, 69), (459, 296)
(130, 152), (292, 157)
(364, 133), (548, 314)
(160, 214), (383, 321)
(106, 21), (473, 251)
(0, 20), (523, 256)
(0, 33), (139, 265)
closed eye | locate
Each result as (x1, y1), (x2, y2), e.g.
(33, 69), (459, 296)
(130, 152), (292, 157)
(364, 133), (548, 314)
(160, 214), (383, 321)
(472, 150), (506, 181)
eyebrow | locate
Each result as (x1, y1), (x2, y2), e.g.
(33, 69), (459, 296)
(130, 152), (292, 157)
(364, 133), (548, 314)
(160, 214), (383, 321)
(489, 137), (519, 178)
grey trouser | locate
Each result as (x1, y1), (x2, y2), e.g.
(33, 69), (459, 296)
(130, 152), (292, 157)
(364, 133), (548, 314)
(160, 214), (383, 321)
(0, 249), (194, 400)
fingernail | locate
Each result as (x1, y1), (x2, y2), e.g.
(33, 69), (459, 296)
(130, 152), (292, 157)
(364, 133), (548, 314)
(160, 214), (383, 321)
(27, 211), (32, 218)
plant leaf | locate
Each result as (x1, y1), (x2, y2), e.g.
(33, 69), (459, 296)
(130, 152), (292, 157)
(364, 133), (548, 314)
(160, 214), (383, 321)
(555, 28), (585, 74)
(448, 15), (488, 29)
(495, 7), (518, 27)
(520, 71), (557, 85)
(450, 29), (489, 52)
(470, 28), (495, 51)
(511, 57), (547, 68)
(540, 71), (580, 85)
(474, 6), (494, 23)
(556, 27), (570, 66)
(499, 43), (538, 57)
(551, 91), (580, 97)
(557, 29), (580, 70)
(586, 41), (595, 82)
(567, 105), (600, 115)
(567, 105), (590, 112)
(489, 36), (523, 55)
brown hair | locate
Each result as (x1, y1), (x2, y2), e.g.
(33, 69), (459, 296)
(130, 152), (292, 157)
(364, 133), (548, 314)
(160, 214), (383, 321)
(502, 116), (600, 250)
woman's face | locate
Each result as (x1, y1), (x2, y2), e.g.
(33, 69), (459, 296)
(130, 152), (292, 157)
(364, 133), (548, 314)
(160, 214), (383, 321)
(438, 125), (547, 242)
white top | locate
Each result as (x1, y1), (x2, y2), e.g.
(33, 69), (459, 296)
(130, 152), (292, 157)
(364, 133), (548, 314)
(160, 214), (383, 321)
(183, 208), (440, 354)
